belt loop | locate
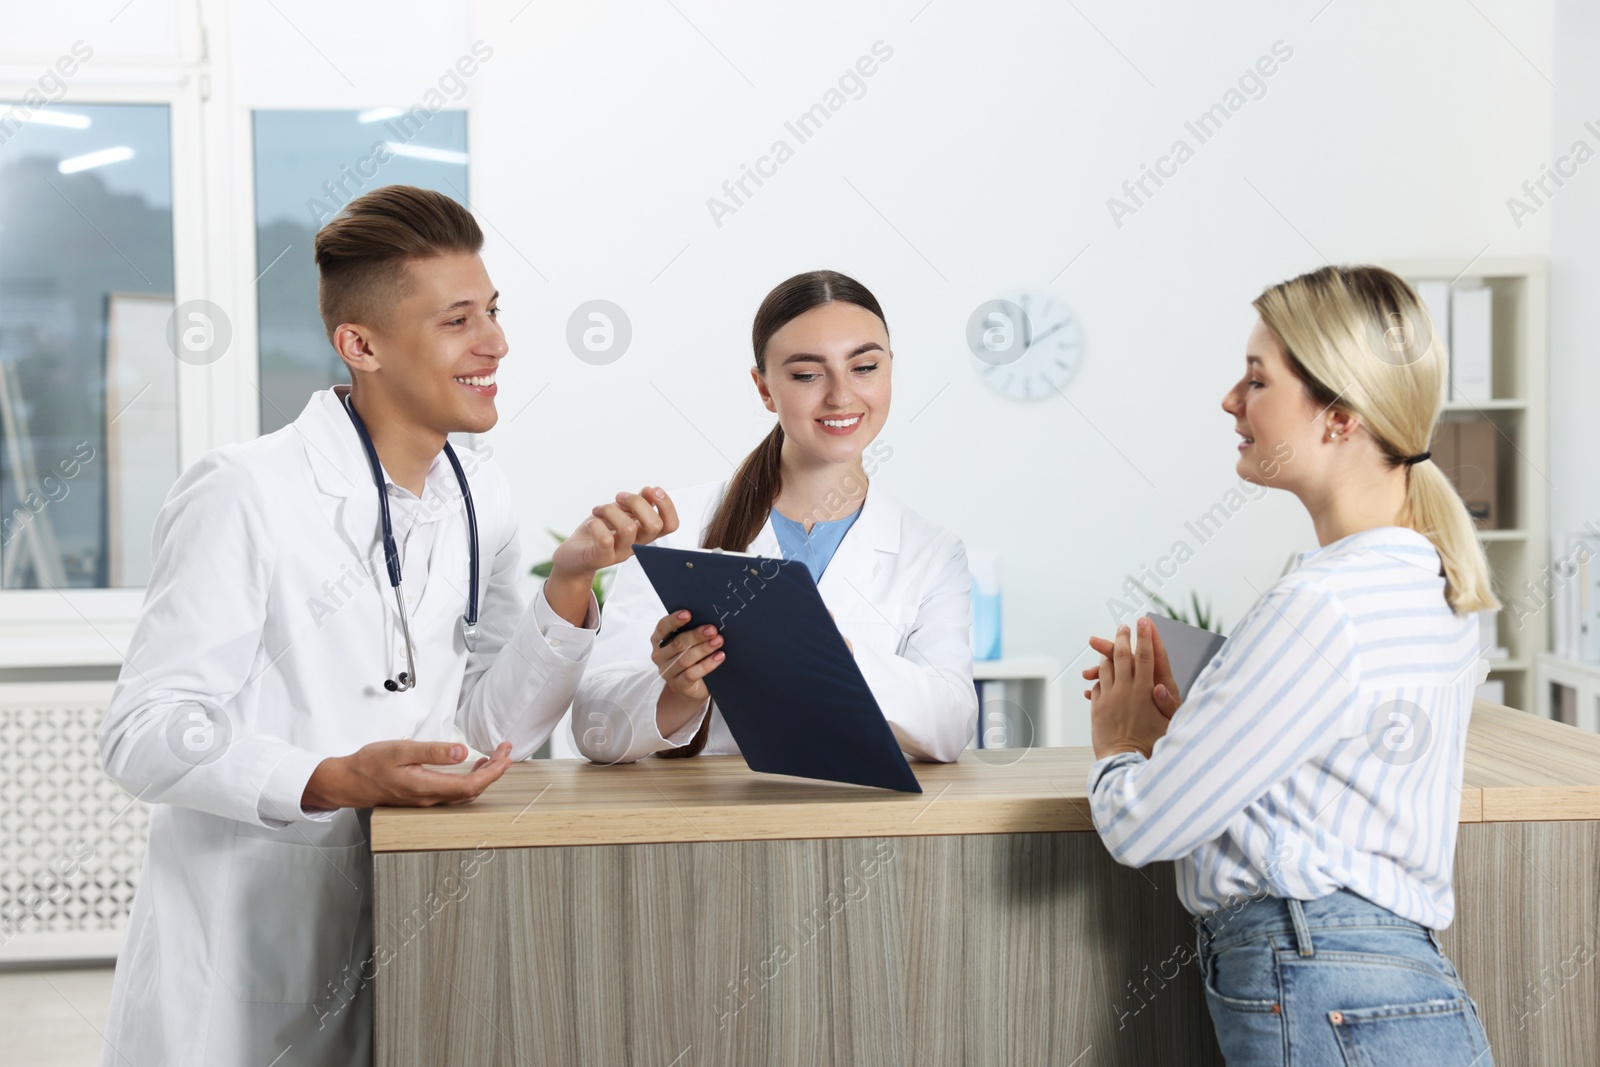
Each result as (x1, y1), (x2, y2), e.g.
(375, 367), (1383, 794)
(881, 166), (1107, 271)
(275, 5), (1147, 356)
(1286, 898), (1315, 957)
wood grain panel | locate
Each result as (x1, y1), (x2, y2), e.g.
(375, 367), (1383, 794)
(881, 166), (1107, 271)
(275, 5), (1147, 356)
(1440, 821), (1600, 1067)
(375, 834), (1223, 1066)
(374, 822), (1600, 1066)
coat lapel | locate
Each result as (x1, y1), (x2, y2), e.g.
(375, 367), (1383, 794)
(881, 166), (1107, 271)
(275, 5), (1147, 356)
(816, 485), (902, 613)
(294, 387), (387, 578)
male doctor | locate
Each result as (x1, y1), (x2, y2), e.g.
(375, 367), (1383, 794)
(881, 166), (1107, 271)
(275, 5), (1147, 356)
(98, 185), (677, 1065)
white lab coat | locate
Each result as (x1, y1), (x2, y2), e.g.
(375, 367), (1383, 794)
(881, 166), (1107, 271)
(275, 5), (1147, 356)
(569, 479), (977, 765)
(98, 387), (595, 1067)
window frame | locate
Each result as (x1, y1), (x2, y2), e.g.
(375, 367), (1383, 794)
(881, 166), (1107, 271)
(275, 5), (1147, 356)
(0, 19), (247, 664)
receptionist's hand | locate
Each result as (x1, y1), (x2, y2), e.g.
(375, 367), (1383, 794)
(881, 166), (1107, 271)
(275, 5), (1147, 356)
(651, 610), (723, 705)
(1087, 618), (1172, 760)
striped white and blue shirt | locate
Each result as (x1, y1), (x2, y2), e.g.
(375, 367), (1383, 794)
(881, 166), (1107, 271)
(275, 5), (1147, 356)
(1088, 526), (1484, 930)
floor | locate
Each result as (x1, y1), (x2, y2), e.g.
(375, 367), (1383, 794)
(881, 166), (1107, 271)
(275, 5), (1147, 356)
(0, 966), (115, 1067)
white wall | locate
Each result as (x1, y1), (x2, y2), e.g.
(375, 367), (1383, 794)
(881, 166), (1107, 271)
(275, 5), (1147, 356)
(459, 0), (1554, 743)
(1549, 0), (1600, 547)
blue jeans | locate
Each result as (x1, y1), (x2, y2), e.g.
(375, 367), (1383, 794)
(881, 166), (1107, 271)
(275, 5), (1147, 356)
(1195, 889), (1493, 1066)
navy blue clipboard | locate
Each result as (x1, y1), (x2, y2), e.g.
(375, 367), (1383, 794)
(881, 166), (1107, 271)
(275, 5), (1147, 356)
(631, 543), (922, 793)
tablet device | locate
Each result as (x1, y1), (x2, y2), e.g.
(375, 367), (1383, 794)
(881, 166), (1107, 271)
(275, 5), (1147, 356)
(632, 543), (922, 793)
(1146, 613), (1227, 698)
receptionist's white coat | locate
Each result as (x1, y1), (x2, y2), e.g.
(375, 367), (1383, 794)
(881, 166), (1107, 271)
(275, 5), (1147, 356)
(570, 479), (977, 765)
(97, 387), (594, 1066)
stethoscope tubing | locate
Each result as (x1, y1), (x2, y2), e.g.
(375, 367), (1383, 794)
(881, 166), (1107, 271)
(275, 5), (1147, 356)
(341, 392), (480, 692)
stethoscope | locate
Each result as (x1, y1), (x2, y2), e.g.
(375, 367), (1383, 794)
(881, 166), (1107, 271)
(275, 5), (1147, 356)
(341, 393), (480, 692)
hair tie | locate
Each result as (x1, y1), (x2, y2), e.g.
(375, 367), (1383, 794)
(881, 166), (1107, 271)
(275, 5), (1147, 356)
(1403, 451), (1431, 466)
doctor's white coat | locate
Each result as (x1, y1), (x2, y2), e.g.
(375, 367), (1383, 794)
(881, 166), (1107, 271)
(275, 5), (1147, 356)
(98, 388), (593, 1066)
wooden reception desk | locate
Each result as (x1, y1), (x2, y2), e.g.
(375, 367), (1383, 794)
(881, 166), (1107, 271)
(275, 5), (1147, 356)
(371, 703), (1600, 1065)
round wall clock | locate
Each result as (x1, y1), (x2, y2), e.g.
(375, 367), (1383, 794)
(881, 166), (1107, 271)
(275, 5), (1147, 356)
(965, 291), (1083, 401)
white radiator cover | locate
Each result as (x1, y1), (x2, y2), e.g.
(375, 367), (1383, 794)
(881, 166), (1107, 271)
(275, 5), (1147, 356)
(0, 683), (148, 962)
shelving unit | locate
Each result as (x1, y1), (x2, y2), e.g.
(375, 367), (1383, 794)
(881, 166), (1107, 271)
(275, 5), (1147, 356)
(1386, 258), (1549, 712)
(971, 655), (1063, 748)
(1534, 652), (1600, 733)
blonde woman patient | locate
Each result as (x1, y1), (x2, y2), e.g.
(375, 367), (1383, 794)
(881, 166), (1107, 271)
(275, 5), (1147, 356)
(571, 270), (978, 765)
(1086, 266), (1496, 1065)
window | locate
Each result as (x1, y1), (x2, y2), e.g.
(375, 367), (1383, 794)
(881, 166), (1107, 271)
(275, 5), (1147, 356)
(252, 109), (469, 434)
(0, 102), (177, 590)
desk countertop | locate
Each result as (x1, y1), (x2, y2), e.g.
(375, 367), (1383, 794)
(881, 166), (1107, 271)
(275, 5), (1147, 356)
(370, 702), (1600, 853)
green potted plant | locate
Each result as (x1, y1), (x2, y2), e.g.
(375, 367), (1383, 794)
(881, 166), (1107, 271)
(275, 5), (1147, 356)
(1136, 583), (1224, 635)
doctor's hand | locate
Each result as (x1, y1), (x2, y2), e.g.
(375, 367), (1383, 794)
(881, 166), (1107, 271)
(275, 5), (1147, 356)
(1088, 619), (1173, 761)
(546, 487), (680, 626)
(301, 740), (513, 810)
(1082, 619), (1181, 719)
(650, 610), (722, 735)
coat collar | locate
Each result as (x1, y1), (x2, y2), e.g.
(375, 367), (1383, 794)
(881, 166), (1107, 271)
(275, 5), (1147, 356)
(294, 386), (369, 499)
(816, 483), (902, 601)
(718, 477), (903, 604)
(725, 476), (904, 559)
(294, 386), (456, 506)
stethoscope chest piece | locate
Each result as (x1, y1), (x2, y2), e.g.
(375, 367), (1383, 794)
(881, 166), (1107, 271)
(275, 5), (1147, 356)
(461, 617), (480, 653)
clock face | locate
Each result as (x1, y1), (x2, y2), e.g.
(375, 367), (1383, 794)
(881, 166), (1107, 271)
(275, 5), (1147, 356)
(966, 291), (1083, 401)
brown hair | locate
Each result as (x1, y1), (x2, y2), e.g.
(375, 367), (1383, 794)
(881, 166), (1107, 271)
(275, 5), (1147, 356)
(700, 270), (888, 551)
(1253, 265), (1496, 613)
(313, 184), (484, 346)
(661, 269), (887, 760)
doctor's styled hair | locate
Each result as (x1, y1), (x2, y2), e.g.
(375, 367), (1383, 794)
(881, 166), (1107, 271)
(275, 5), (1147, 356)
(701, 269), (888, 554)
(313, 184), (484, 346)
(1253, 265), (1497, 614)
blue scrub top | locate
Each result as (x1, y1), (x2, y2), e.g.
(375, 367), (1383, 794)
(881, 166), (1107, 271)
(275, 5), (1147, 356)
(769, 506), (861, 584)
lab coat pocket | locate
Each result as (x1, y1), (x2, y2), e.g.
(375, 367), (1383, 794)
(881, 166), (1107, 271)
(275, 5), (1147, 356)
(220, 835), (370, 1005)
(839, 603), (918, 658)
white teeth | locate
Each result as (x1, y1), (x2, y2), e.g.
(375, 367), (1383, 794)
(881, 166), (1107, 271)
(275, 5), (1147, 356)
(454, 374), (496, 387)
(821, 416), (860, 428)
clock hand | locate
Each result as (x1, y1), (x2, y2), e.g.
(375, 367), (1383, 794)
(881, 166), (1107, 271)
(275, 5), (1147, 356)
(1029, 319), (1069, 346)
